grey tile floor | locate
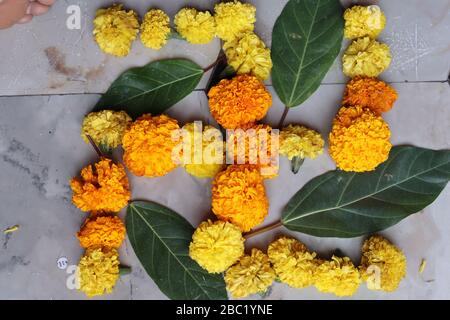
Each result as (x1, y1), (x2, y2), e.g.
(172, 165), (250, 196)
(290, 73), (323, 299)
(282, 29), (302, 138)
(0, 0), (449, 299)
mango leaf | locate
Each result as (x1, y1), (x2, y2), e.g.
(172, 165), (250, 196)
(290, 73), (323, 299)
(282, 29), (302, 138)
(271, 0), (343, 108)
(126, 201), (228, 300)
(94, 59), (204, 118)
(282, 146), (450, 238)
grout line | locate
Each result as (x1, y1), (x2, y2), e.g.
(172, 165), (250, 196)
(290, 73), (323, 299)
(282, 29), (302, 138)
(0, 80), (447, 98)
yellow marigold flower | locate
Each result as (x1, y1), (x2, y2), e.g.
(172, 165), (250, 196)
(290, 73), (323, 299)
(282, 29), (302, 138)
(180, 123), (225, 179)
(189, 220), (244, 273)
(78, 248), (120, 297)
(212, 165), (269, 232)
(360, 235), (407, 292)
(344, 5), (386, 39)
(225, 249), (276, 298)
(77, 216), (126, 249)
(329, 106), (392, 172)
(268, 237), (319, 289)
(208, 75), (272, 129)
(140, 9), (171, 50)
(93, 4), (139, 57)
(314, 256), (361, 297)
(70, 158), (130, 214)
(343, 37), (391, 77)
(227, 124), (279, 179)
(214, 1), (256, 41)
(279, 125), (324, 160)
(122, 114), (180, 177)
(343, 77), (398, 114)
(223, 32), (273, 81)
(81, 110), (132, 150)
(175, 8), (216, 44)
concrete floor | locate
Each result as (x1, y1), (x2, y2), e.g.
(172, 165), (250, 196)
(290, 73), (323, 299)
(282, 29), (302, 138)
(0, 0), (449, 299)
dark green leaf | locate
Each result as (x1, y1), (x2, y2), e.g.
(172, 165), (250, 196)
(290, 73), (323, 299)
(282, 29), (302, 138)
(94, 59), (204, 118)
(282, 146), (450, 238)
(126, 201), (228, 300)
(271, 0), (343, 108)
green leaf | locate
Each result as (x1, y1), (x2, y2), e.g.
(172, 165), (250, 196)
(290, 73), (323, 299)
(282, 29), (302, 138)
(271, 0), (343, 108)
(126, 201), (228, 300)
(282, 146), (450, 238)
(94, 59), (204, 118)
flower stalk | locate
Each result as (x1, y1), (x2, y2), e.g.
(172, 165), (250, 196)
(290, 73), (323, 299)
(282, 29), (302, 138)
(244, 221), (283, 240)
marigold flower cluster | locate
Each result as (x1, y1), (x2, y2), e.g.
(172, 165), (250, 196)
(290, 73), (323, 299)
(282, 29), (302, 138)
(179, 123), (225, 179)
(329, 106), (392, 172)
(93, 4), (139, 57)
(211, 165), (269, 232)
(70, 158), (131, 214)
(216, 1), (272, 80)
(227, 123), (279, 178)
(78, 248), (120, 297)
(80, 3), (410, 301)
(344, 5), (386, 39)
(333, 5), (396, 172)
(208, 75), (272, 129)
(77, 215), (126, 249)
(190, 232), (406, 298)
(279, 125), (324, 161)
(225, 249), (276, 298)
(314, 256), (361, 297)
(265, 235), (406, 297)
(343, 37), (391, 78)
(81, 110), (132, 151)
(70, 158), (128, 297)
(214, 1), (256, 41)
(93, 1), (271, 62)
(175, 8), (216, 45)
(268, 237), (319, 289)
(360, 235), (407, 292)
(223, 32), (272, 81)
(140, 9), (171, 50)
(343, 77), (398, 114)
(342, 5), (390, 78)
(189, 220), (245, 273)
(122, 114), (180, 177)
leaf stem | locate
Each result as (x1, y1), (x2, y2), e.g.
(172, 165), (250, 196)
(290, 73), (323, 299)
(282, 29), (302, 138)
(86, 135), (105, 158)
(278, 106), (290, 129)
(203, 54), (226, 73)
(244, 221), (283, 240)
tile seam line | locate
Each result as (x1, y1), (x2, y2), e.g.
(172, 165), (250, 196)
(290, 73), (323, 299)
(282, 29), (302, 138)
(0, 80), (448, 98)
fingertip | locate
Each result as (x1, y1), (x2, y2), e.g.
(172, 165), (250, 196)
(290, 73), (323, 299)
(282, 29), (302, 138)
(30, 2), (50, 16)
(17, 14), (33, 24)
(38, 0), (55, 5)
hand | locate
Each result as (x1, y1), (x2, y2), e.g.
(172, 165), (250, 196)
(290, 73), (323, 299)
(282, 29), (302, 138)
(0, 0), (55, 29)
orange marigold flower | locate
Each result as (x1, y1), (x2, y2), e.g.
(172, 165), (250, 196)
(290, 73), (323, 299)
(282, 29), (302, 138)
(70, 158), (130, 214)
(343, 77), (398, 114)
(212, 165), (269, 232)
(122, 114), (180, 177)
(329, 106), (392, 172)
(208, 75), (272, 129)
(77, 216), (126, 249)
(227, 123), (279, 178)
